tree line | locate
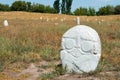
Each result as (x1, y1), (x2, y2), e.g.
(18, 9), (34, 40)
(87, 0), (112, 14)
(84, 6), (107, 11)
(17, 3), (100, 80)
(0, 0), (120, 16)
(74, 5), (120, 16)
(0, 1), (56, 13)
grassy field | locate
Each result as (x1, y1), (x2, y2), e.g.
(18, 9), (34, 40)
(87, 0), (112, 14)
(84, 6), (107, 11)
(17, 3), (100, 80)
(0, 12), (120, 80)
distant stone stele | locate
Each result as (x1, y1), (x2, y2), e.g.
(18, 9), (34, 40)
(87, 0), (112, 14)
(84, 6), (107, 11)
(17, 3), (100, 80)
(4, 20), (9, 27)
(60, 25), (101, 73)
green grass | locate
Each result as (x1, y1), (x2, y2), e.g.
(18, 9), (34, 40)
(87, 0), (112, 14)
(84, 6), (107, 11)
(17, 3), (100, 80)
(40, 72), (56, 80)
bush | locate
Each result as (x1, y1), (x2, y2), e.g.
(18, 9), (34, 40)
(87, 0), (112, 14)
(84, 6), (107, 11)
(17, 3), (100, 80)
(74, 7), (88, 16)
(45, 6), (56, 13)
(11, 1), (27, 11)
(114, 5), (120, 14)
(87, 7), (96, 16)
(0, 4), (10, 11)
(31, 3), (45, 13)
(97, 5), (114, 15)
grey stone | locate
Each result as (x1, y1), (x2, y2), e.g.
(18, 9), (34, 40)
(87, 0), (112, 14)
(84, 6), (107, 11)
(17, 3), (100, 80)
(60, 25), (101, 73)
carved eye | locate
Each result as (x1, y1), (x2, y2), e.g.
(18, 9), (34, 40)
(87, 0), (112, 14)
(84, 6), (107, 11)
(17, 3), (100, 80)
(81, 41), (93, 52)
(64, 38), (76, 50)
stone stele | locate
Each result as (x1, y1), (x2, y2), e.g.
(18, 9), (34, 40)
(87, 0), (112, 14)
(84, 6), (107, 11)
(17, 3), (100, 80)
(60, 25), (101, 73)
(4, 20), (9, 27)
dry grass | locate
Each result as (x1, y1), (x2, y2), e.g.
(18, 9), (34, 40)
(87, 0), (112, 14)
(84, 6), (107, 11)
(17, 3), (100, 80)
(0, 11), (120, 80)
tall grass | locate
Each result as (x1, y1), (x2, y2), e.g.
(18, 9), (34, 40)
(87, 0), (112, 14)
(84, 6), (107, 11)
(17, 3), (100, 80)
(0, 19), (71, 72)
(0, 12), (119, 79)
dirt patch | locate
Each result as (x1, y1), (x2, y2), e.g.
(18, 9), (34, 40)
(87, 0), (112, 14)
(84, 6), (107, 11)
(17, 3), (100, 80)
(3, 61), (55, 80)
(54, 71), (120, 80)
(2, 61), (120, 80)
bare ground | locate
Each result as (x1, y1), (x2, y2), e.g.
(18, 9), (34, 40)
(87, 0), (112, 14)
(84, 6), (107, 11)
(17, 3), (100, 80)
(3, 61), (120, 80)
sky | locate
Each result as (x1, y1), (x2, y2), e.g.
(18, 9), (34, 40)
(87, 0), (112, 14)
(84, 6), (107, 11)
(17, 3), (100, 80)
(0, 0), (120, 11)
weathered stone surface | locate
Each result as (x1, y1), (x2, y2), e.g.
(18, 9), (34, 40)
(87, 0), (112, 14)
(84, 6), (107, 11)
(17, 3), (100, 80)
(60, 25), (101, 73)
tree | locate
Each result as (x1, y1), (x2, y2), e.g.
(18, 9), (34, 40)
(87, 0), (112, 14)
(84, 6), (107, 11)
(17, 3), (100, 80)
(61, 0), (73, 14)
(45, 6), (56, 13)
(66, 0), (73, 14)
(53, 0), (60, 13)
(31, 3), (45, 13)
(97, 5), (114, 15)
(74, 7), (88, 16)
(87, 7), (96, 16)
(73, 8), (79, 15)
(61, 0), (66, 14)
(11, 1), (27, 11)
(26, 2), (31, 12)
(114, 5), (120, 14)
(0, 4), (10, 11)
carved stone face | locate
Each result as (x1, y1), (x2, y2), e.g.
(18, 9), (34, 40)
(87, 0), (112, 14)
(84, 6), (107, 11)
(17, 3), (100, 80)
(60, 25), (101, 73)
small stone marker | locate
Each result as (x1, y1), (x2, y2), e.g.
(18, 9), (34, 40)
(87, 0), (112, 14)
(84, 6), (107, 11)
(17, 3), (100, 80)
(60, 25), (101, 73)
(4, 20), (9, 27)
(77, 17), (80, 25)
